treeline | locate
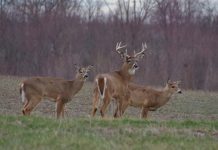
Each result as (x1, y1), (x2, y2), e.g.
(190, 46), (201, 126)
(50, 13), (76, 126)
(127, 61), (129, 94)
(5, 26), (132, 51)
(0, 0), (218, 90)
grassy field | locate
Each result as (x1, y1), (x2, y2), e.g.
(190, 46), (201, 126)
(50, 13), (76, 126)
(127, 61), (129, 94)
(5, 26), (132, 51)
(0, 116), (218, 150)
(0, 75), (218, 149)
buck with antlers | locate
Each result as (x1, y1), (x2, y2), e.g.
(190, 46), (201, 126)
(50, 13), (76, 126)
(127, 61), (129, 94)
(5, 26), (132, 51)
(92, 42), (147, 118)
(20, 65), (93, 118)
(119, 80), (182, 119)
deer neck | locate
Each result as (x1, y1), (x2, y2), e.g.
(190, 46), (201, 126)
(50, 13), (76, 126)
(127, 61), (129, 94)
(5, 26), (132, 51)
(117, 63), (134, 82)
(69, 77), (85, 96)
(158, 88), (174, 106)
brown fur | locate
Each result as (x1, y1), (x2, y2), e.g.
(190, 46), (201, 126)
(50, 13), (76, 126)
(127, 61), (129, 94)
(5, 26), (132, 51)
(97, 77), (105, 96)
(92, 63), (134, 118)
(20, 65), (93, 118)
(120, 81), (182, 119)
(92, 42), (147, 118)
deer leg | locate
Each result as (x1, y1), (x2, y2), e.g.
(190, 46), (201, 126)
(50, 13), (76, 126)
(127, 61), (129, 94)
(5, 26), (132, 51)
(23, 97), (41, 116)
(23, 100), (29, 108)
(113, 106), (119, 118)
(61, 104), (65, 118)
(92, 89), (99, 117)
(141, 107), (149, 119)
(100, 94), (110, 118)
(114, 93), (130, 118)
(22, 95), (31, 115)
(22, 100), (29, 115)
(120, 101), (129, 116)
(56, 99), (64, 119)
(114, 100), (122, 118)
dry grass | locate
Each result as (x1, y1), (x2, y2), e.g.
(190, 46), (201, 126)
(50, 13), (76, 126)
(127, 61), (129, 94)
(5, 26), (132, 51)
(0, 75), (218, 120)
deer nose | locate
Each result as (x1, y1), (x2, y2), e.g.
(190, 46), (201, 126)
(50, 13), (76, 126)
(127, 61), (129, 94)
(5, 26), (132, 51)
(178, 90), (182, 94)
(133, 63), (138, 69)
(84, 74), (88, 78)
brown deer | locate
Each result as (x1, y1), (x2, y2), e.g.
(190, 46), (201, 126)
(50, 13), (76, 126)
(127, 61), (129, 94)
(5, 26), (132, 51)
(20, 65), (93, 118)
(120, 80), (182, 119)
(92, 42), (147, 118)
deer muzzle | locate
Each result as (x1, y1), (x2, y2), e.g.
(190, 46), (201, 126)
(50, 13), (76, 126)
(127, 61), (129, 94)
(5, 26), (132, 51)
(177, 89), (182, 94)
(84, 74), (88, 79)
(133, 63), (138, 69)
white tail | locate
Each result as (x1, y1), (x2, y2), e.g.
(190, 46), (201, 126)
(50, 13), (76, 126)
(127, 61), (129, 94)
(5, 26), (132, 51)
(96, 77), (107, 100)
(20, 83), (26, 104)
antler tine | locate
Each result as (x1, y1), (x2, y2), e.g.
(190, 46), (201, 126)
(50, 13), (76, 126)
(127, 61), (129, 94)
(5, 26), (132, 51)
(142, 42), (147, 50)
(134, 42), (147, 58)
(115, 42), (120, 51)
(115, 42), (127, 53)
(176, 80), (181, 84)
(87, 65), (94, 70)
(125, 49), (128, 56)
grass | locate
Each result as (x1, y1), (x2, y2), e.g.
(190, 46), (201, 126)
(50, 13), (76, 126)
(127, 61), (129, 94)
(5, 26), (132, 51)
(0, 75), (218, 149)
(0, 75), (218, 120)
(0, 116), (218, 150)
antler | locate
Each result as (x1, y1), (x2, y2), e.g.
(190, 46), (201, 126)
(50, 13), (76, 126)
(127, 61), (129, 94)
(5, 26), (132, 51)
(87, 65), (94, 71)
(115, 42), (128, 58)
(116, 42), (126, 52)
(134, 42), (147, 59)
(176, 80), (181, 84)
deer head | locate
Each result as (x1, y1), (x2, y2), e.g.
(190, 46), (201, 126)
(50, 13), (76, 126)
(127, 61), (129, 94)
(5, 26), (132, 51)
(75, 64), (94, 81)
(116, 42), (147, 75)
(166, 80), (182, 94)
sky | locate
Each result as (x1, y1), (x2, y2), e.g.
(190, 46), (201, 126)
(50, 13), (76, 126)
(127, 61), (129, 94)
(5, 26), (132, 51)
(100, 0), (218, 14)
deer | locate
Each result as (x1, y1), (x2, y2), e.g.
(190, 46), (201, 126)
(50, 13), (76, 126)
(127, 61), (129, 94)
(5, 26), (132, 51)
(92, 42), (147, 118)
(119, 80), (182, 119)
(20, 64), (93, 118)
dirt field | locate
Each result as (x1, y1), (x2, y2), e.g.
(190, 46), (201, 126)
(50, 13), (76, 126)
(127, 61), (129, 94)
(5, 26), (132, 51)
(0, 75), (218, 120)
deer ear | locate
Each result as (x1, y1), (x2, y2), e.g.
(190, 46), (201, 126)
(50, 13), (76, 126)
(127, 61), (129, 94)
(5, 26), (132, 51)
(136, 53), (145, 60)
(134, 51), (145, 61)
(124, 55), (131, 63)
(120, 49), (128, 60)
(74, 64), (80, 72)
(120, 54), (125, 59)
(167, 79), (173, 85)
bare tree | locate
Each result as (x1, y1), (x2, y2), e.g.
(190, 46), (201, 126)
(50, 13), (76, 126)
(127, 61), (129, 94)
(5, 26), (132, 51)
(0, 0), (218, 90)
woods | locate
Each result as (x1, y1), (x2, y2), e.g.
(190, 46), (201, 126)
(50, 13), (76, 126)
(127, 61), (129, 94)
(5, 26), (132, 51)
(0, 0), (218, 90)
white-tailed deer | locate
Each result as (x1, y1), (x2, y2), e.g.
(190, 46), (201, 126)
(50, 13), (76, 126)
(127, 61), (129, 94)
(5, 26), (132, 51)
(120, 80), (182, 118)
(92, 42), (147, 118)
(20, 65), (93, 118)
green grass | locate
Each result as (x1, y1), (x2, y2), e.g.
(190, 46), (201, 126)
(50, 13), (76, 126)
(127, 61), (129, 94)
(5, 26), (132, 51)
(0, 115), (218, 150)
